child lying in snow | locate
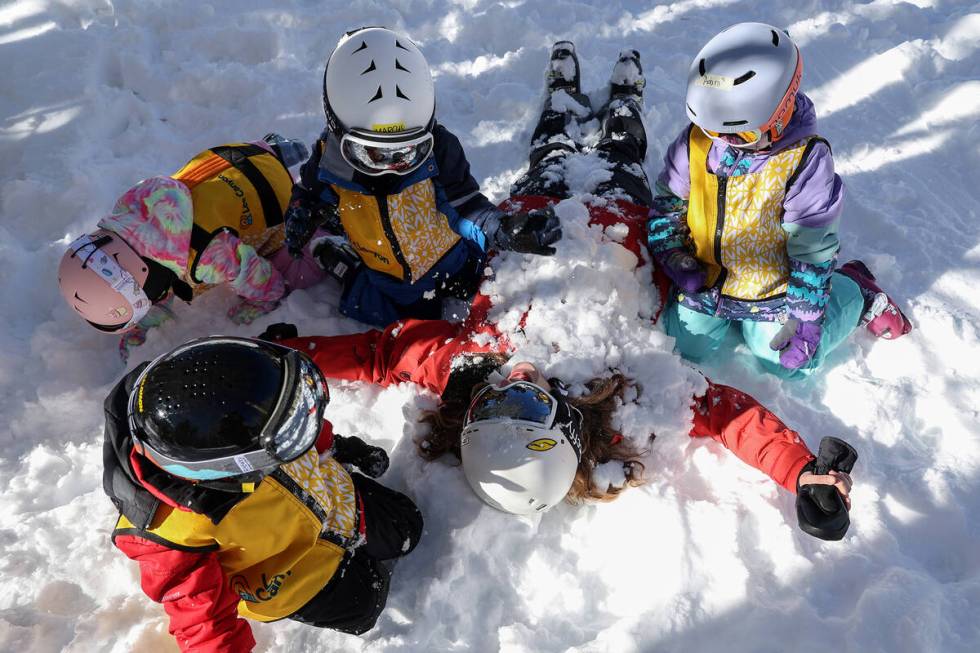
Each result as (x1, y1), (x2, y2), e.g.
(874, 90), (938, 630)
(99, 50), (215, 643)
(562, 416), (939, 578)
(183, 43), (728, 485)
(57, 134), (325, 361)
(648, 22), (912, 378)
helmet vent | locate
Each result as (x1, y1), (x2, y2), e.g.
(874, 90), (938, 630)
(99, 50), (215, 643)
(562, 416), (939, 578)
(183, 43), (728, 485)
(698, 58), (706, 75)
(395, 59), (410, 73)
(771, 30), (780, 46)
(353, 40), (369, 54)
(535, 503), (549, 512)
(687, 103), (697, 116)
(395, 40), (411, 51)
(733, 70), (755, 85)
(368, 86), (384, 103)
(723, 120), (749, 126)
(361, 60), (376, 75)
(395, 85), (410, 100)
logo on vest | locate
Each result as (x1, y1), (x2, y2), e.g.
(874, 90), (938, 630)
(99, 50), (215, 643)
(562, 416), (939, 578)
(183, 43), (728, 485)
(218, 173), (254, 227)
(231, 571), (292, 603)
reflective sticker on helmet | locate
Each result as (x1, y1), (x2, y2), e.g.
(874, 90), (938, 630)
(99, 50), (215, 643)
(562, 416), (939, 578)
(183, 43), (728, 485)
(371, 122), (406, 133)
(137, 378), (146, 414)
(527, 438), (557, 452)
(234, 454), (255, 473)
(109, 305), (129, 318)
(697, 73), (735, 90)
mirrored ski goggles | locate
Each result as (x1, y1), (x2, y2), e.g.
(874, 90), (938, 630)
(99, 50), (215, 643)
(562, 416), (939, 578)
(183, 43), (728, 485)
(465, 381), (558, 427)
(69, 233), (151, 332)
(339, 128), (434, 176)
(131, 346), (329, 482)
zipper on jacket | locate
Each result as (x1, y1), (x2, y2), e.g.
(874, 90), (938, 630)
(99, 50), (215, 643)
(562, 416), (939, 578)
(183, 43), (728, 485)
(713, 175), (728, 316)
(375, 194), (411, 282)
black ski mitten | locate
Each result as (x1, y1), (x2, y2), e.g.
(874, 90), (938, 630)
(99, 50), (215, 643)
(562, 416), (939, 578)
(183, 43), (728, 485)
(493, 207), (562, 255)
(796, 436), (858, 541)
(314, 237), (361, 286)
(333, 435), (390, 478)
(257, 322), (298, 342)
(284, 198), (341, 257)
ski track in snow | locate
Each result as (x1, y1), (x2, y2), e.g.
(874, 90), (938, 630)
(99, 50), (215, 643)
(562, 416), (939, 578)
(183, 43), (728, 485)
(1, 1), (979, 651)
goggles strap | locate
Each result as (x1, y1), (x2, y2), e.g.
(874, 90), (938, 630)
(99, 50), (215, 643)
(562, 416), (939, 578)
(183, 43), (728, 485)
(69, 233), (151, 329)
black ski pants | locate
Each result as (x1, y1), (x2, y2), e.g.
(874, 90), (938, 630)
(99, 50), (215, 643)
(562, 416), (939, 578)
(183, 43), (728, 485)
(289, 473), (424, 635)
(511, 92), (654, 207)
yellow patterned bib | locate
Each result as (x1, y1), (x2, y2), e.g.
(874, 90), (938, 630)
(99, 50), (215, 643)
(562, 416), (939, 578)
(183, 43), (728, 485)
(686, 128), (813, 301)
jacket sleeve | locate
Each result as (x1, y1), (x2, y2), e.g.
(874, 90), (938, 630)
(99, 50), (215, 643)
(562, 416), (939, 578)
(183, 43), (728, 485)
(114, 534), (254, 653)
(782, 141), (845, 323)
(432, 123), (502, 252)
(647, 127), (695, 261)
(283, 317), (499, 396)
(689, 381), (814, 493)
(195, 231), (286, 304)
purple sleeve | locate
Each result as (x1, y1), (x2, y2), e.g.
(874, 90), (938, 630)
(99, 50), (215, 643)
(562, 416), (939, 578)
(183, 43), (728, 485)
(655, 126), (693, 200)
(782, 141), (845, 264)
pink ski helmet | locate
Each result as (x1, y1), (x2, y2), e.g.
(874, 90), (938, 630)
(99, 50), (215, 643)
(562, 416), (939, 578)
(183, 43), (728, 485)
(58, 229), (152, 332)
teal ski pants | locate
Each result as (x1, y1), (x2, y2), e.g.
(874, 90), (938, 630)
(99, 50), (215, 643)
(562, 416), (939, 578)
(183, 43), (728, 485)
(662, 273), (865, 380)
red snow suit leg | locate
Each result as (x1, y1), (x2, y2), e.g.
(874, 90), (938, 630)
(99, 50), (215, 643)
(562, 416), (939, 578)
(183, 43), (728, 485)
(689, 382), (815, 493)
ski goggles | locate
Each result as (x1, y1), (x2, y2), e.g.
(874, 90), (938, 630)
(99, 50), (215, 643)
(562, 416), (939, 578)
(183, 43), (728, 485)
(702, 49), (803, 148)
(130, 341), (329, 482)
(69, 233), (151, 332)
(465, 380), (584, 459)
(339, 127), (434, 176)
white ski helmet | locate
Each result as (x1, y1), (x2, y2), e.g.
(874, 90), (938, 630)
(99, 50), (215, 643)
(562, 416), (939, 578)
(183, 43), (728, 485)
(322, 27), (436, 176)
(685, 22), (802, 146)
(460, 381), (583, 515)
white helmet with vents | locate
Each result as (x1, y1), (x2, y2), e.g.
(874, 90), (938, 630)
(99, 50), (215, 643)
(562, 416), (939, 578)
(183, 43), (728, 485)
(685, 22), (802, 147)
(322, 27), (436, 176)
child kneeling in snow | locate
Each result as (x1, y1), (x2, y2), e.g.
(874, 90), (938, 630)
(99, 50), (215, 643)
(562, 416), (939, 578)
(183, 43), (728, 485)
(282, 27), (561, 328)
(648, 23), (912, 378)
(58, 134), (325, 361)
(104, 335), (421, 651)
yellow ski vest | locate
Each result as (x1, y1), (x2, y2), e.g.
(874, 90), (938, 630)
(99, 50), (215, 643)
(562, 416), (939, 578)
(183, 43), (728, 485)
(112, 450), (358, 622)
(171, 143), (292, 286)
(332, 179), (461, 282)
(686, 128), (817, 301)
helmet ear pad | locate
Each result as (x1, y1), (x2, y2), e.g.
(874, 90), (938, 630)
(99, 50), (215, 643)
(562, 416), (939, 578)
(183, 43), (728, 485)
(58, 229), (150, 328)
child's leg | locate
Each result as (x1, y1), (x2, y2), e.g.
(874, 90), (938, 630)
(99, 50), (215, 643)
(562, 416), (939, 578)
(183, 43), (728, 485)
(289, 552), (390, 635)
(511, 42), (592, 199)
(741, 273), (866, 379)
(592, 51), (652, 206)
(352, 473), (424, 560)
(592, 97), (653, 206)
(662, 297), (733, 362)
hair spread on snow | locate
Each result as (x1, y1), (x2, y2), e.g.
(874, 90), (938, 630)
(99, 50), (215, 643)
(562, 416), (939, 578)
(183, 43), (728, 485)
(417, 371), (651, 503)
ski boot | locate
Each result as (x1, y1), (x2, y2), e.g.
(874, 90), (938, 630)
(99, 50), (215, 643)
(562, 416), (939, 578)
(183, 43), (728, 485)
(546, 40), (581, 95)
(609, 49), (645, 100)
(838, 260), (913, 339)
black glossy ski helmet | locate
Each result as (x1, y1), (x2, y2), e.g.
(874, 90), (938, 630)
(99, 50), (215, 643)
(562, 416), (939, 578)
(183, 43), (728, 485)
(128, 336), (329, 485)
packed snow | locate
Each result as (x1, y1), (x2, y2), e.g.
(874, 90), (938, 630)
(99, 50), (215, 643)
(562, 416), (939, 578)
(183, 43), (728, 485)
(2, 1), (979, 652)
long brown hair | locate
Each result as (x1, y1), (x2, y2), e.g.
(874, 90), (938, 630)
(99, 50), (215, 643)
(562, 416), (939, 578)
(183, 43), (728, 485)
(417, 372), (651, 503)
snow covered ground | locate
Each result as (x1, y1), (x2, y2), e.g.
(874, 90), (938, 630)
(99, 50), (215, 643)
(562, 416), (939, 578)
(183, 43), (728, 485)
(2, 0), (979, 651)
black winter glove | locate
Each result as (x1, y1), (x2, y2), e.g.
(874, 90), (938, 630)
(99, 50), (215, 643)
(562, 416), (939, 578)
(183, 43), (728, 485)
(493, 207), (562, 255)
(333, 435), (390, 478)
(313, 237), (361, 286)
(284, 199), (341, 257)
(257, 322), (298, 342)
(796, 436), (858, 541)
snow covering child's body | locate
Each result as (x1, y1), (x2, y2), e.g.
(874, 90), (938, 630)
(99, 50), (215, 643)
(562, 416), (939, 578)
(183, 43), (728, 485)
(57, 134), (324, 360)
(648, 23), (912, 378)
(263, 43), (856, 537)
(283, 27), (560, 328)
(104, 336), (422, 651)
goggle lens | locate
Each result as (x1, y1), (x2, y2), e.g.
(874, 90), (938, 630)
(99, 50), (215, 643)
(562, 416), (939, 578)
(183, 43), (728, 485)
(341, 133), (433, 175)
(466, 382), (556, 426)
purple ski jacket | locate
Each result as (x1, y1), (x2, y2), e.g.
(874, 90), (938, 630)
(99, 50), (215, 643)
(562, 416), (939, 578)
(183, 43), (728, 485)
(648, 93), (845, 322)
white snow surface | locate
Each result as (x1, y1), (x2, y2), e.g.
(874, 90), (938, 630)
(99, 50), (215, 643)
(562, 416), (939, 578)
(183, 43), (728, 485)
(2, 1), (979, 651)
